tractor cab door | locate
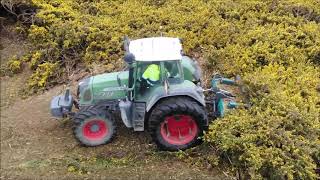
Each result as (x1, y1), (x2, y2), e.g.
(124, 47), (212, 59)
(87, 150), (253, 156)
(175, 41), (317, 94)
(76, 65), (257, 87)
(134, 61), (163, 101)
(131, 60), (183, 131)
(129, 61), (163, 131)
(134, 60), (183, 102)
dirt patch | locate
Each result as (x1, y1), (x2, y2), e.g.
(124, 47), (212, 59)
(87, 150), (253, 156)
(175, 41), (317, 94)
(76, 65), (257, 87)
(0, 78), (226, 179)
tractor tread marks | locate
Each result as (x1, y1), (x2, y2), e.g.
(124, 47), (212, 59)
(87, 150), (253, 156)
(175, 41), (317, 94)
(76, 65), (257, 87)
(148, 97), (207, 151)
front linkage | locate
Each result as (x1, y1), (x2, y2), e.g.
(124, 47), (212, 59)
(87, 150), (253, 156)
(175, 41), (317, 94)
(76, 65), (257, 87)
(51, 89), (75, 118)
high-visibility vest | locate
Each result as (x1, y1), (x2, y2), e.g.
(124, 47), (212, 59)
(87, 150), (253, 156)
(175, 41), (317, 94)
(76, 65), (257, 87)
(142, 64), (160, 83)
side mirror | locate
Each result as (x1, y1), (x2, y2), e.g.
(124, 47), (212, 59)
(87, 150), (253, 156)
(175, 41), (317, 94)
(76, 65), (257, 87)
(124, 53), (135, 64)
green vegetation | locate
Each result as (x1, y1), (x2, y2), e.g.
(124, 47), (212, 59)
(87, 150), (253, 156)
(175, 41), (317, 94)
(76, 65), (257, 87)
(205, 63), (320, 179)
(28, 62), (58, 89)
(2, 0), (319, 179)
(65, 155), (135, 175)
(7, 56), (22, 73)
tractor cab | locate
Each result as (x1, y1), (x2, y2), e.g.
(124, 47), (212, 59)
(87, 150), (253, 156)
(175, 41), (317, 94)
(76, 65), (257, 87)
(119, 37), (200, 131)
(124, 37), (185, 102)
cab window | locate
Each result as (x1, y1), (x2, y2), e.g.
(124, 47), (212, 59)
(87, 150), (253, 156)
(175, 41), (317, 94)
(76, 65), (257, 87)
(136, 61), (161, 84)
(163, 60), (182, 84)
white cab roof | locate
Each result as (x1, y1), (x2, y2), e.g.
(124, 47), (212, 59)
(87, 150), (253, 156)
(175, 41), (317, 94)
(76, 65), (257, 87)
(129, 37), (182, 61)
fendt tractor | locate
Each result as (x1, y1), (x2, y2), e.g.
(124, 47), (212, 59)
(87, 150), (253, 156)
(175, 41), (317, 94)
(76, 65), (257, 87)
(50, 37), (239, 151)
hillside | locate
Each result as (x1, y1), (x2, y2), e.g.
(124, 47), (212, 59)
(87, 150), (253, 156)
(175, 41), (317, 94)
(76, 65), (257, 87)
(1, 0), (320, 179)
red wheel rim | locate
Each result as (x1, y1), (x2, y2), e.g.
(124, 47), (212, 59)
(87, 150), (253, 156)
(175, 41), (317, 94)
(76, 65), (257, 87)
(83, 119), (108, 141)
(160, 115), (198, 145)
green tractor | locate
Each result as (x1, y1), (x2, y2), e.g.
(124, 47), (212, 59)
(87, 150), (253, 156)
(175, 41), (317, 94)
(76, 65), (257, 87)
(50, 37), (239, 151)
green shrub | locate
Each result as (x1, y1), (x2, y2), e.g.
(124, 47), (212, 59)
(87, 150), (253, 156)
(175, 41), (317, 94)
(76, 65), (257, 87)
(7, 56), (22, 73)
(205, 63), (320, 179)
(23, 0), (319, 90)
(201, 1), (320, 179)
(27, 62), (58, 90)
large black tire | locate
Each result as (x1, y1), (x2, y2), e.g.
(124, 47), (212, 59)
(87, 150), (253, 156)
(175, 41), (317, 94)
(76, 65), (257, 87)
(73, 106), (116, 146)
(148, 97), (207, 151)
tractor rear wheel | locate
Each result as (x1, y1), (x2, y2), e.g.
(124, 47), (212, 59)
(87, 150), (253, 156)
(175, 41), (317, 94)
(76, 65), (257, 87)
(148, 97), (207, 151)
(73, 106), (116, 146)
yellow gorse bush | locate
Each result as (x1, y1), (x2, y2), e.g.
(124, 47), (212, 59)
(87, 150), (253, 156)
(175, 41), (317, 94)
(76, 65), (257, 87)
(8, 0), (320, 178)
(7, 57), (22, 73)
(205, 63), (319, 179)
(23, 0), (319, 87)
(28, 62), (58, 88)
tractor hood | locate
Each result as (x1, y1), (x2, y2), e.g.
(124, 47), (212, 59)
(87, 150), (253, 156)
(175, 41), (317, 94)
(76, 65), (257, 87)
(78, 71), (129, 105)
(91, 71), (129, 90)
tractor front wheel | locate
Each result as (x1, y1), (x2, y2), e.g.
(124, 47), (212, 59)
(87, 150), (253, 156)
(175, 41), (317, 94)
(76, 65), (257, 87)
(73, 107), (116, 146)
(148, 97), (207, 151)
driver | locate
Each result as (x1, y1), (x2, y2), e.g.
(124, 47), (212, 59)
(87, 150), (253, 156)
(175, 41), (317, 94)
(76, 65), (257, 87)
(139, 63), (160, 93)
(142, 63), (160, 86)
(139, 62), (177, 94)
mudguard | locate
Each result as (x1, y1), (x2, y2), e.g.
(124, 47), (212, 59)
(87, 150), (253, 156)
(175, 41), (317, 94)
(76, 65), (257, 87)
(145, 85), (205, 112)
